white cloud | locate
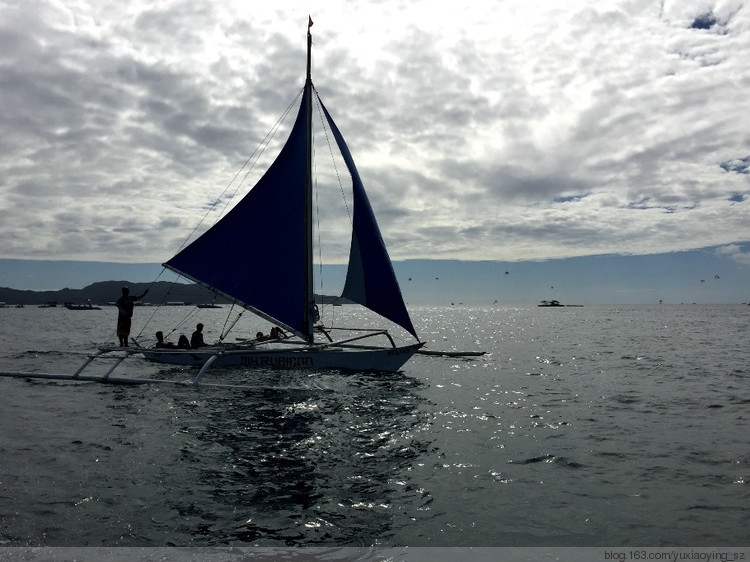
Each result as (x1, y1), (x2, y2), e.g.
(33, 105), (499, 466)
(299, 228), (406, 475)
(716, 243), (750, 265)
(0, 0), (748, 264)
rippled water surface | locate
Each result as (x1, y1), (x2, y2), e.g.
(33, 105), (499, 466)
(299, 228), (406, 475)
(0, 304), (747, 546)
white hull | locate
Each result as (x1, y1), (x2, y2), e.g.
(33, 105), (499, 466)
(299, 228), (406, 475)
(137, 343), (424, 373)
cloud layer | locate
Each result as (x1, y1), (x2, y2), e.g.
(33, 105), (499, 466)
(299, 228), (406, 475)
(1, 0), (749, 265)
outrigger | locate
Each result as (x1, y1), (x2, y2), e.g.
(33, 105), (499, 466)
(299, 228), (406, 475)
(0, 328), (483, 387)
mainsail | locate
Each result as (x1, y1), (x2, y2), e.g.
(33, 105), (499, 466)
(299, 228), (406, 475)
(165, 87), (311, 339)
(164, 38), (417, 342)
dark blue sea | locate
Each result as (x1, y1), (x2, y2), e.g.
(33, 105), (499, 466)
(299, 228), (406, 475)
(0, 304), (748, 554)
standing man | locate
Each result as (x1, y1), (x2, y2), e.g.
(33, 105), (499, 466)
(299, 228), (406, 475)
(116, 286), (149, 346)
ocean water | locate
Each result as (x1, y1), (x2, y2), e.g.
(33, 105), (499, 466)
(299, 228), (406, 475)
(0, 304), (747, 547)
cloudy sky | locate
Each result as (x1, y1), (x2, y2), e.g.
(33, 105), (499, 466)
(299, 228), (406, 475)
(1, 0), (749, 291)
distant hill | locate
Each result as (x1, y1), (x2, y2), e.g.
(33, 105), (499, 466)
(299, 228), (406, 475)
(0, 281), (221, 306)
(0, 280), (349, 306)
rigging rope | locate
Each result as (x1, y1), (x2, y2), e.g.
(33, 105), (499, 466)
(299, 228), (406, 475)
(314, 89), (352, 225)
(312, 88), (356, 328)
(123, 89), (305, 346)
(176, 88), (305, 251)
(219, 303), (244, 342)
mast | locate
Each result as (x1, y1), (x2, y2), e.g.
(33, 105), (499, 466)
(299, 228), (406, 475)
(303, 18), (315, 343)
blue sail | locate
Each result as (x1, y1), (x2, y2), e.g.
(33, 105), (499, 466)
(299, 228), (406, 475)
(318, 98), (418, 339)
(164, 87), (311, 338)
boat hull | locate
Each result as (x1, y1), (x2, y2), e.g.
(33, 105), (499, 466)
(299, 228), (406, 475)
(137, 343), (424, 373)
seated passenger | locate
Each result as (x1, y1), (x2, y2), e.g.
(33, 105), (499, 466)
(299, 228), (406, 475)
(155, 331), (175, 348)
(269, 326), (286, 339)
(177, 335), (191, 349)
(191, 323), (207, 348)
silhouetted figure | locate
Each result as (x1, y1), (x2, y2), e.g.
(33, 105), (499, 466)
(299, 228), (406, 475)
(190, 323), (206, 348)
(116, 286), (148, 346)
(155, 331), (175, 348)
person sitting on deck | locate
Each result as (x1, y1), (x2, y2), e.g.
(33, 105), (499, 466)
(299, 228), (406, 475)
(269, 326), (286, 339)
(177, 335), (191, 349)
(154, 331), (175, 348)
(255, 331), (266, 342)
(190, 323), (207, 348)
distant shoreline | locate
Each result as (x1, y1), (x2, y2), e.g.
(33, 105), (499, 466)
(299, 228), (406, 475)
(0, 280), (350, 307)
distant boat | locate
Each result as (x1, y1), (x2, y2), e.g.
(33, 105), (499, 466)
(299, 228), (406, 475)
(65, 301), (102, 310)
(196, 297), (222, 308)
(538, 300), (582, 308)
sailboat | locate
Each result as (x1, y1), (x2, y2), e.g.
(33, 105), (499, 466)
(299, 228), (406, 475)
(135, 23), (424, 373)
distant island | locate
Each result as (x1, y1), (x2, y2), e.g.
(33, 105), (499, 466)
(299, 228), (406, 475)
(0, 281), (350, 307)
